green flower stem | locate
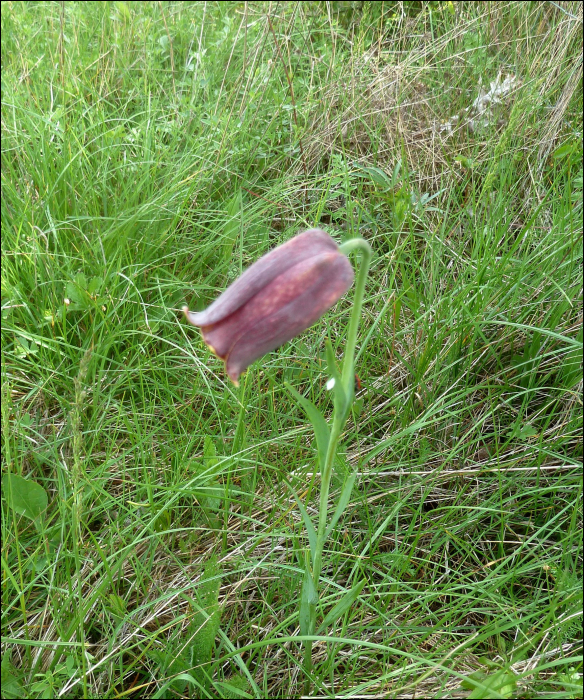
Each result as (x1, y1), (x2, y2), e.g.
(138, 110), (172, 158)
(224, 372), (249, 552)
(314, 237), (371, 580)
(313, 418), (343, 581)
(303, 237), (371, 693)
(338, 237), (372, 394)
(232, 371), (249, 455)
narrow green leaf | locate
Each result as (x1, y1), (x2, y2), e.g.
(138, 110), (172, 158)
(285, 382), (330, 468)
(325, 472), (357, 539)
(299, 558), (318, 637)
(285, 481), (316, 560)
(317, 579), (365, 634)
(299, 591), (315, 637)
(2, 474), (48, 524)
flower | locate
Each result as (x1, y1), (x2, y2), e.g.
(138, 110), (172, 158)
(183, 228), (354, 385)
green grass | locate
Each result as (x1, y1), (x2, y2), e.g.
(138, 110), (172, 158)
(1, 1), (582, 697)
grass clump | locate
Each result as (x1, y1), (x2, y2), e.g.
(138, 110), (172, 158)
(2, 1), (582, 697)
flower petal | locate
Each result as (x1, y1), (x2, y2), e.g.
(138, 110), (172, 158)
(214, 252), (354, 382)
(183, 229), (338, 327)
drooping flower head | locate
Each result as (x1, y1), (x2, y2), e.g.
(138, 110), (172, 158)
(183, 229), (354, 384)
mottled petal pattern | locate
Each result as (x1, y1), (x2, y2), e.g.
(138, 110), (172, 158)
(183, 229), (354, 384)
(187, 229), (338, 327)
